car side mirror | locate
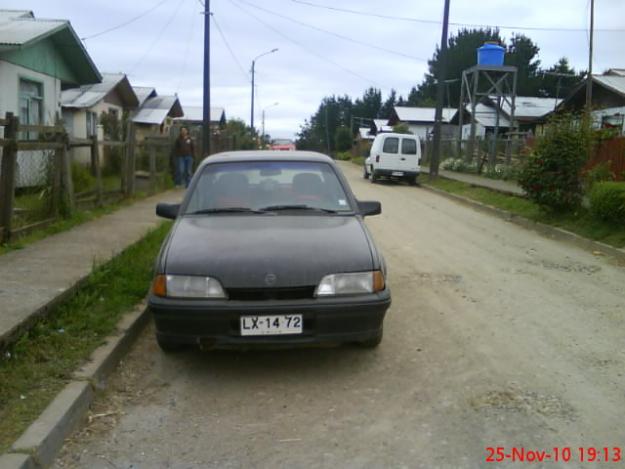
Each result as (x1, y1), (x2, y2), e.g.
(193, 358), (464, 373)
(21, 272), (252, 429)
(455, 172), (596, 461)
(156, 203), (180, 220)
(357, 200), (381, 217)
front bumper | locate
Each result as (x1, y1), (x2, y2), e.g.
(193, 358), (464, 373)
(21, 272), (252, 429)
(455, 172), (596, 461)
(149, 290), (391, 348)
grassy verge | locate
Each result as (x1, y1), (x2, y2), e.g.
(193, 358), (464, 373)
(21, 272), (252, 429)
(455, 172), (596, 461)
(1, 190), (158, 257)
(0, 222), (172, 452)
(426, 178), (625, 249)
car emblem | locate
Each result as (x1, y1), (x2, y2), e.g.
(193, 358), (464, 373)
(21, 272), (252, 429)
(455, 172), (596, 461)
(264, 273), (277, 286)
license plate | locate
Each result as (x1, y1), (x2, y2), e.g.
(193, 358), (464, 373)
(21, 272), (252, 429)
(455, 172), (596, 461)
(392, 171), (404, 176)
(240, 314), (303, 336)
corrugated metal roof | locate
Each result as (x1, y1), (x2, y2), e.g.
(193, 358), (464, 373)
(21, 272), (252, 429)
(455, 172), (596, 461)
(175, 105), (226, 122)
(133, 95), (183, 125)
(358, 127), (375, 140)
(0, 10), (33, 21)
(0, 16), (66, 46)
(373, 119), (393, 132)
(606, 69), (625, 77)
(132, 86), (157, 107)
(61, 73), (137, 108)
(394, 106), (456, 123)
(465, 103), (511, 128)
(498, 96), (560, 119)
(594, 74), (625, 97)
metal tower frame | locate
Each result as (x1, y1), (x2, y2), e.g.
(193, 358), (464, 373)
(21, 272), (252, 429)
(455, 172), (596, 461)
(457, 64), (518, 165)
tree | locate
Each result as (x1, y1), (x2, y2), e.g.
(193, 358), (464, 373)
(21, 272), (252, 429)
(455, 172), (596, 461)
(392, 123), (411, 134)
(335, 126), (353, 152)
(505, 34), (541, 96)
(380, 89), (397, 119)
(539, 57), (585, 99)
(224, 119), (257, 150)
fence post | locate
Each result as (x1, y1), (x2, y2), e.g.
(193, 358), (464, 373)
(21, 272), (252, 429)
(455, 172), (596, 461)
(149, 142), (156, 193)
(0, 112), (19, 243)
(91, 135), (103, 206)
(60, 141), (75, 216)
(125, 123), (136, 196)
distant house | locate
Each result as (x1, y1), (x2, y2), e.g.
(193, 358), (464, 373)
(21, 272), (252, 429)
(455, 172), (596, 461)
(499, 96), (561, 133)
(174, 105), (226, 129)
(61, 73), (138, 163)
(0, 9), (100, 185)
(558, 69), (625, 134)
(388, 106), (456, 139)
(450, 102), (512, 139)
(372, 118), (393, 135)
(132, 91), (183, 141)
(356, 127), (375, 142)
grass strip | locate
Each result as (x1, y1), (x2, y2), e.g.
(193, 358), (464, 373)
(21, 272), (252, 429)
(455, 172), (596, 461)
(426, 177), (625, 249)
(0, 221), (171, 452)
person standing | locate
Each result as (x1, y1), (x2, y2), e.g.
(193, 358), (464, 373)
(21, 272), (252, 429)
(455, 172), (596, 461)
(173, 127), (195, 188)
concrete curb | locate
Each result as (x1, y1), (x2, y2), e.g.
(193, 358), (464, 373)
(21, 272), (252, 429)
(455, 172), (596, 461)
(421, 183), (625, 264)
(3, 304), (149, 468)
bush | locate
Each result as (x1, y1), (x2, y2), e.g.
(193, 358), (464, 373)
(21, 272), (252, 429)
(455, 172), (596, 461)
(583, 161), (615, 190)
(334, 127), (353, 152)
(589, 182), (625, 224)
(518, 113), (592, 211)
(335, 151), (352, 161)
(71, 163), (95, 194)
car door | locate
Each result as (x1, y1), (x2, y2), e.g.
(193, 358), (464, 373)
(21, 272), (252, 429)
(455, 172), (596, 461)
(399, 137), (419, 171)
(378, 136), (400, 171)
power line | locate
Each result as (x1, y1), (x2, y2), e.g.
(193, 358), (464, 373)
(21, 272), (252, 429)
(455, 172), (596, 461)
(237, 0), (428, 62)
(228, 0), (382, 87)
(81, 0), (171, 40)
(130, 0), (187, 74)
(176, 0), (199, 92)
(212, 13), (250, 84)
(289, 0), (625, 33)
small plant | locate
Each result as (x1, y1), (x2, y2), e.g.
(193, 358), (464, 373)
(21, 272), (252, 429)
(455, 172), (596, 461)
(71, 163), (95, 194)
(335, 151), (352, 161)
(589, 181), (625, 224)
(518, 113), (592, 211)
(583, 161), (615, 190)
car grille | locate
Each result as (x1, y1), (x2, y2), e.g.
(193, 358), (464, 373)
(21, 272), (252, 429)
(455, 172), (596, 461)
(226, 286), (316, 301)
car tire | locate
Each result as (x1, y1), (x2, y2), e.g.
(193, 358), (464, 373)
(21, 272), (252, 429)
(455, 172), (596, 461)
(157, 336), (186, 353)
(370, 171), (378, 184)
(363, 165), (369, 179)
(357, 330), (383, 348)
(407, 176), (418, 186)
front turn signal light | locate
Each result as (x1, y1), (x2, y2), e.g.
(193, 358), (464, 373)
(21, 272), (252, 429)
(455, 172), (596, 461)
(373, 270), (385, 292)
(152, 274), (167, 297)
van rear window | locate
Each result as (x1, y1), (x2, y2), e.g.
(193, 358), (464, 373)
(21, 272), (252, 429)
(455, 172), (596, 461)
(382, 137), (399, 154)
(402, 139), (417, 155)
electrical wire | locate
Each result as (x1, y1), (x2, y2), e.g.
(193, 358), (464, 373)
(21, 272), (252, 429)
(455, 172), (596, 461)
(228, 0), (383, 87)
(237, 0), (428, 62)
(288, 0), (625, 33)
(130, 0), (187, 74)
(176, 0), (199, 92)
(212, 13), (250, 84)
(81, 0), (171, 40)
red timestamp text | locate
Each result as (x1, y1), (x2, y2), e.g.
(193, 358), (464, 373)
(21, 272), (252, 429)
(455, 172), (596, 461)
(485, 446), (622, 463)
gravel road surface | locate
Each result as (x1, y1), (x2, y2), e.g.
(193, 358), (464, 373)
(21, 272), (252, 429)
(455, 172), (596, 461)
(55, 162), (625, 469)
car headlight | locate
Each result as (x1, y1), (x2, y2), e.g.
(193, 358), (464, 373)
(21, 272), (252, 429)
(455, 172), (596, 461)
(152, 274), (227, 299)
(315, 271), (385, 297)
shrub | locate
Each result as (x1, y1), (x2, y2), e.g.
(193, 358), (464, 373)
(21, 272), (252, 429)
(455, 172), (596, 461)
(518, 113), (592, 211)
(71, 163), (95, 194)
(583, 161), (615, 190)
(335, 151), (352, 161)
(334, 127), (353, 152)
(589, 182), (625, 224)
(392, 123), (411, 134)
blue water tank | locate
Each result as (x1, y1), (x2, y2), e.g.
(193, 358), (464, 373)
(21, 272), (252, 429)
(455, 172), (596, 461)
(477, 43), (505, 66)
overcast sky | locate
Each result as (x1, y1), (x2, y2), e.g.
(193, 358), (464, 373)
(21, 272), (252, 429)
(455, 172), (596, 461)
(14, 0), (625, 138)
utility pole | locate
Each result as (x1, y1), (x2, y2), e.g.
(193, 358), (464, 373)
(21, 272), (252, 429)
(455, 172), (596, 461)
(430, 0), (451, 180)
(585, 0), (594, 110)
(250, 48), (278, 141)
(202, 0), (211, 156)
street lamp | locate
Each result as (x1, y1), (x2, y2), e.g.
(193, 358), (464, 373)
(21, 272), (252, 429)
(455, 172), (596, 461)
(251, 48), (278, 136)
(262, 102), (279, 148)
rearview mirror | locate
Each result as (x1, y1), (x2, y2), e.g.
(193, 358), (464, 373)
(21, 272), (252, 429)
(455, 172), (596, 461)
(156, 203), (180, 220)
(357, 200), (381, 217)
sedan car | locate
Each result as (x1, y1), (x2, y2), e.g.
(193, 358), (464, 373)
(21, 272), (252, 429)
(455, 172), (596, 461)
(149, 151), (391, 351)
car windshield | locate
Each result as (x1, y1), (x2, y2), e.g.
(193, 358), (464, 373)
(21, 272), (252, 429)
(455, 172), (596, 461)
(184, 161), (353, 214)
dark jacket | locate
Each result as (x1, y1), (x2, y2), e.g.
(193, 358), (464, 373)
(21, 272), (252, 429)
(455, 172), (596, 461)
(174, 135), (195, 158)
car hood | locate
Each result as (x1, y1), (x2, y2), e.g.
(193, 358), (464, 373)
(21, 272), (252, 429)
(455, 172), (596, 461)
(164, 215), (374, 288)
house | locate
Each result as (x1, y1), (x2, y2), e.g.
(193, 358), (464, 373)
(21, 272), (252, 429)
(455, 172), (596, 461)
(356, 127), (375, 142)
(174, 105), (226, 128)
(132, 91), (183, 141)
(61, 73), (138, 163)
(450, 102), (512, 139)
(372, 118), (393, 134)
(558, 69), (625, 134)
(0, 9), (100, 186)
(388, 106), (456, 139)
(499, 96), (561, 133)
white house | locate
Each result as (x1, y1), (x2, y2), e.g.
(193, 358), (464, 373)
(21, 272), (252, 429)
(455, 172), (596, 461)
(61, 73), (138, 164)
(0, 9), (100, 186)
(389, 106), (457, 139)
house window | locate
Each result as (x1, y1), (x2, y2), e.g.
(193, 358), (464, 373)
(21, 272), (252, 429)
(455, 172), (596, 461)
(19, 79), (43, 139)
(86, 111), (97, 137)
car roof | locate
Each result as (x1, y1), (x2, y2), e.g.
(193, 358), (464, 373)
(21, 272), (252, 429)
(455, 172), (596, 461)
(374, 132), (417, 139)
(198, 150), (334, 168)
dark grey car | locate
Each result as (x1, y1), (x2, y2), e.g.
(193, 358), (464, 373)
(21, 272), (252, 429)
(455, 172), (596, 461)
(149, 151), (391, 351)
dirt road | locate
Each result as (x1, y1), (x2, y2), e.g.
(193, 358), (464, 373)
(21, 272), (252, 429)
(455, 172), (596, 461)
(55, 162), (625, 468)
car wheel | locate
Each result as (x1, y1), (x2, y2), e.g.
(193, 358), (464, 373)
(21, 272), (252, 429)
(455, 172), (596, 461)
(157, 336), (186, 353)
(357, 330), (383, 348)
(363, 165), (369, 179)
(370, 171), (378, 184)
(407, 176), (418, 186)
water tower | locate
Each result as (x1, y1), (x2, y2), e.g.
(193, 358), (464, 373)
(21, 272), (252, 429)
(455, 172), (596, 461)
(457, 42), (518, 168)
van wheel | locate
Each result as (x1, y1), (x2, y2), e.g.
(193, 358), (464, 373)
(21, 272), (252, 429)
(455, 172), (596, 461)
(407, 176), (418, 186)
(363, 165), (369, 179)
(370, 171), (378, 183)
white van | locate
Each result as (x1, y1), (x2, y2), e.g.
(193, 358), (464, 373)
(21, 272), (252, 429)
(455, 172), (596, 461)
(364, 133), (421, 185)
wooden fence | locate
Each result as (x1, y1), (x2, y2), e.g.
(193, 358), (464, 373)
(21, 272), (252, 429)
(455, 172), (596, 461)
(0, 112), (173, 243)
(585, 137), (625, 181)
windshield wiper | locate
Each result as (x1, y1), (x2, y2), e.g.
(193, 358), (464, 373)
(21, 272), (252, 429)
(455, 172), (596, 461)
(188, 207), (266, 215)
(259, 204), (339, 214)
